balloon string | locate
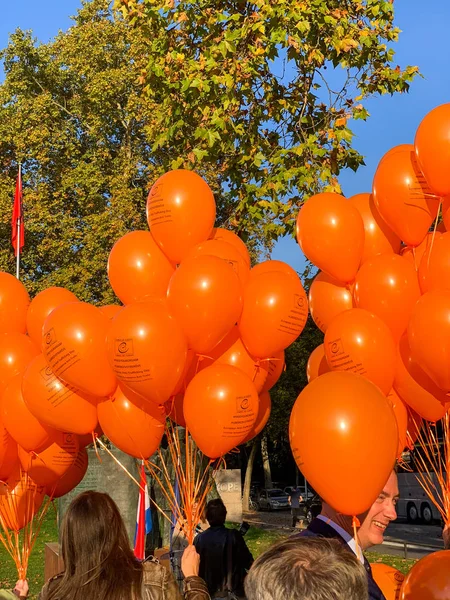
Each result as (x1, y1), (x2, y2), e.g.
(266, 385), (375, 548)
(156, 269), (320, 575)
(94, 437), (145, 492)
(352, 516), (361, 562)
(426, 199), (442, 272)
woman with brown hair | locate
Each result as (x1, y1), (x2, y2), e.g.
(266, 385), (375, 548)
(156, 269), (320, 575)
(39, 491), (209, 600)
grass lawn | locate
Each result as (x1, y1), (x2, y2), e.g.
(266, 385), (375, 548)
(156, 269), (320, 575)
(0, 514), (416, 599)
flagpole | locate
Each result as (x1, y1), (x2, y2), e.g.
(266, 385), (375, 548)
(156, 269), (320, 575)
(15, 163), (22, 280)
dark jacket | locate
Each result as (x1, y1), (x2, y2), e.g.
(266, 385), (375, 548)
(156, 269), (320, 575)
(38, 557), (210, 600)
(297, 518), (386, 600)
(194, 526), (253, 597)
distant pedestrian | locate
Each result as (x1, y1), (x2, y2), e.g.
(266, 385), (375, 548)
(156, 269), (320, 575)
(288, 487), (303, 528)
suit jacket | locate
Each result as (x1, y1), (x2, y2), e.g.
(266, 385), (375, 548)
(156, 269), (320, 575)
(296, 518), (386, 600)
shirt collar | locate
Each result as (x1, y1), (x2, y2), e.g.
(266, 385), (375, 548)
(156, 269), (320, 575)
(317, 515), (364, 564)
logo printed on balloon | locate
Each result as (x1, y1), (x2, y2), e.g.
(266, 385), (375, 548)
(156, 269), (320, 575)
(111, 337), (152, 383)
(44, 327), (81, 377)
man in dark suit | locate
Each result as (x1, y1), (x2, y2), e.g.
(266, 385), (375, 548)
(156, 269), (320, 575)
(296, 470), (399, 600)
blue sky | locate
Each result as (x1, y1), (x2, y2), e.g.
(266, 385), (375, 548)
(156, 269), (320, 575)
(2, 1), (448, 273)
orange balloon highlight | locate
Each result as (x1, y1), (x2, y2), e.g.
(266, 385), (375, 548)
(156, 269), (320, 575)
(22, 354), (99, 436)
(239, 271), (308, 358)
(2, 374), (53, 452)
(167, 255), (243, 354)
(209, 228), (250, 267)
(354, 254), (421, 342)
(306, 344), (330, 383)
(289, 371), (398, 516)
(108, 231), (175, 304)
(324, 308), (396, 395)
(371, 563), (404, 600)
(18, 431), (78, 487)
(372, 145), (439, 247)
(393, 336), (446, 423)
(42, 302), (117, 398)
(26, 287), (78, 346)
(98, 385), (164, 459)
(0, 332), (39, 394)
(147, 169), (216, 264)
(309, 271), (354, 333)
(0, 272), (30, 335)
(296, 192), (364, 283)
(415, 103), (450, 197)
(106, 300), (188, 405)
(400, 550), (450, 599)
(349, 193), (401, 264)
(184, 365), (259, 459)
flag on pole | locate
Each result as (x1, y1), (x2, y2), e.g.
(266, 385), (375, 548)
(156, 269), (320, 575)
(134, 462), (152, 560)
(11, 166), (24, 257)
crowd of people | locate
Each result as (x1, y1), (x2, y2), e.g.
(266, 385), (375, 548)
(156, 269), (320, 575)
(1, 471), (443, 600)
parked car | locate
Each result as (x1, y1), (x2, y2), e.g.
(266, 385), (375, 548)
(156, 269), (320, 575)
(300, 494), (322, 524)
(257, 488), (290, 511)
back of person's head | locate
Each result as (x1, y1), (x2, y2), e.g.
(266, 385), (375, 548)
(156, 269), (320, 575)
(205, 498), (227, 526)
(244, 537), (369, 600)
(48, 491), (142, 600)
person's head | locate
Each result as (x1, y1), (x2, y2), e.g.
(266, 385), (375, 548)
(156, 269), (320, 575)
(49, 491), (142, 600)
(205, 498), (227, 526)
(244, 537), (368, 600)
(357, 470), (399, 550)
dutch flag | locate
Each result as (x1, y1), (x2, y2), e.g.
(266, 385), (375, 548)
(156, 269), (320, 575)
(134, 462), (152, 560)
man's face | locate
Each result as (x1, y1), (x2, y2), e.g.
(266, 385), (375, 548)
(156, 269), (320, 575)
(358, 471), (399, 551)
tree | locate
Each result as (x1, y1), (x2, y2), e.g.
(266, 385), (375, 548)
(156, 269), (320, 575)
(0, 0), (156, 301)
(116, 0), (418, 246)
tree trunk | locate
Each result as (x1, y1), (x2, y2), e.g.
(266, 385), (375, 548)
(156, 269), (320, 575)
(242, 441), (258, 511)
(261, 434), (273, 489)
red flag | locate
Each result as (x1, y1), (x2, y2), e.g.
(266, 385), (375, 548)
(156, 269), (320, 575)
(11, 167), (24, 257)
(134, 463), (147, 560)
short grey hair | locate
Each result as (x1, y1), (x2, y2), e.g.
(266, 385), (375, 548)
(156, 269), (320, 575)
(244, 537), (368, 600)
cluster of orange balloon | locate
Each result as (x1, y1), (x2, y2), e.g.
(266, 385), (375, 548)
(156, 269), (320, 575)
(0, 167), (308, 532)
(291, 103), (450, 518)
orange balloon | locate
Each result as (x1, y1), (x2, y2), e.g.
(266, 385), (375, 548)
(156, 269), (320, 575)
(209, 228), (250, 267)
(18, 431), (78, 487)
(372, 144), (439, 247)
(202, 326), (268, 393)
(309, 271), (354, 333)
(296, 192), (364, 283)
(0, 272), (30, 334)
(400, 550), (450, 599)
(186, 239), (250, 288)
(306, 344), (330, 383)
(406, 407), (423, 448)
(349, 193), (401, 264)
(77, 423), (103, 448)
(0, 420), (18, 481)
(42, 302), (117, 398)
(239, 271), (308, 358)
(415, 103), (450, 197)
(165, 393), (186, 427)
(443, 196), (450, 231)
(408, 291), (450, 393)
(171, 350), (199, 397)
(2, 374), (53, 452)
(46, 448), (88, 498)
(260, 350), (285, 392)
(371, 563), (404, 600)
(98, 385), (164, 459)
(184, 365), (259, 459)
(167, 255), (243, 354)
(402, 231), (441, 283)
(98, 305), (122, 320)
(354, 254), (421, 342)
(26, 287), (78, 346)
(22, 355), (99, 435)
(0, 470), (45, 530)
(386, 389), (408, 458)
(147, 169), (216, 264)
(417, 232), (450, 294)
(324, 308), (396, 395)
(108, 231), (175, 304)
(394, 336), (446, 422)
(0, 332), (39, 394)
(290, 371), (398, 515)
(250, 260), (299, 284)
(242, 391), (271, 443)
(107, 300), (187, 404)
